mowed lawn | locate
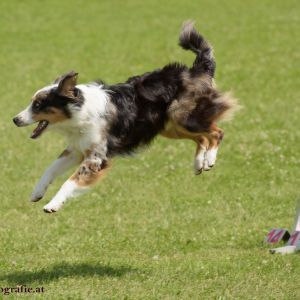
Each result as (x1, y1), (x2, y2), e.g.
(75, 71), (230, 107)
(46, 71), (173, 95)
(0, 0), (300, 299)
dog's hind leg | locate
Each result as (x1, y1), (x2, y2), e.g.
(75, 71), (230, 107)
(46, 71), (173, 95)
(205, 125), (224, 169)
(194, 125), (224, 174)
(31, 148), (83, 202)
(43, 150), (110, 213)
(194, 136), (209, 175)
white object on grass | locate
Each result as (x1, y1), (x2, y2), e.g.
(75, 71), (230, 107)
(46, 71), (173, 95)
(270, 245), (299, 254)
(292, 197), (300, 232)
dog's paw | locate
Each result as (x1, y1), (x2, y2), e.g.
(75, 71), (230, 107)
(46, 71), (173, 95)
(194, 166), (204, 175)
(204, 148), (218, 170)
(79, 159), (102, 174)
(194, 148), (205, 175)
(31, 188), (46, 202)
(194, 147), (218, 174)
(194, 168), (203, 175)
(43, 201), (62, 213)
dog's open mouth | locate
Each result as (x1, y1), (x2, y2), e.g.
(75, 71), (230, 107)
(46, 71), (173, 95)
(30, 120), (49, 139)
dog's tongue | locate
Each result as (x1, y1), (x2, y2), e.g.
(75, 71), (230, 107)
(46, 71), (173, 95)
(30, 120), (49, 139)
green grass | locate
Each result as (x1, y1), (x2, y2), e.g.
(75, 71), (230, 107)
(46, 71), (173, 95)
(0, 0), (300, 299)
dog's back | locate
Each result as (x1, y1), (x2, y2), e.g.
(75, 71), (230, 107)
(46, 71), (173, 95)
(106, 21), (238, 157)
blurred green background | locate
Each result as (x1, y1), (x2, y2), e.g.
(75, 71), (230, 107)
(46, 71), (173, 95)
(0, 0), (299, 299)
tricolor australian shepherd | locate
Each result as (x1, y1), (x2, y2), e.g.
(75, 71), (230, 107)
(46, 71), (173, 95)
(13, 21), (238, 213)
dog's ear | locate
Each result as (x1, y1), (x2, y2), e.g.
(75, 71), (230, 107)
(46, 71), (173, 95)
(56, 71), (78, 98)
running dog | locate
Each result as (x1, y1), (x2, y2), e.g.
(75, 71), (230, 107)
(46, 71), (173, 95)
(13, 21), (239, 213)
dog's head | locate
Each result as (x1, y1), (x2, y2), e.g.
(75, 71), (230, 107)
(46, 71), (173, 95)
(13, 71), (82, 139)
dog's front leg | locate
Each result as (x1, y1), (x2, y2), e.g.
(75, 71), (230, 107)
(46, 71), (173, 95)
(31, 148), (83, 202)
(43, 150), (110, 213)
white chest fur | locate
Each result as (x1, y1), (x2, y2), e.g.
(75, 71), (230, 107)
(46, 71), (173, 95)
(51, 84), (110, 153)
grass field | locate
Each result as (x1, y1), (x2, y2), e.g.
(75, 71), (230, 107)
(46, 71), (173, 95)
(0, 0), (300, 299)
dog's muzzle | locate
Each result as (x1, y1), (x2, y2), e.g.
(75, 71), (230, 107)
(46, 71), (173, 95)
(13, 106), (35, 127)
(13, 116), (25, 127)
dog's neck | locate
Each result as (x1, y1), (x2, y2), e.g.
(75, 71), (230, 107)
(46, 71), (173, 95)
(49, 83), (110, 152)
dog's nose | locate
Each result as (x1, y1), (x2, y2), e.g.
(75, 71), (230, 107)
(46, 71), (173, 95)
(13, 117), (21, 126)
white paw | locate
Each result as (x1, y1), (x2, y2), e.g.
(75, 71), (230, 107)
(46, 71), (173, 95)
(43, 201), (63, 213)
(203, 158), (211, 171)
(205, 148), (218, 169)
(194, 148), (206, 175)
(194, 147), (219, 174)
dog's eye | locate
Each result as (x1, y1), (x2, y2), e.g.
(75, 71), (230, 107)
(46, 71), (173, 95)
(33, 102), (41, 110)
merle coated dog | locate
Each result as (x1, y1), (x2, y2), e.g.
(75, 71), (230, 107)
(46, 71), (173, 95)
(13, 21), (238, 213)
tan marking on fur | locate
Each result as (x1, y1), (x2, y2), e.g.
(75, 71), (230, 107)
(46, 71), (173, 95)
(84, 146), (102, 159)
(167, 71), (215, 127)
(195, 135), (209, 154)
(32, 108), (68, 124)
(161, 120), (223, 164)
(209, 124), (224, 146)
(193, 136), (209, 170)
(71, 161), (111, 187)
(58, 71), (78, 98)
(167, 98), (197, 125)
(193, 125), (223, 150)
(181, 71), (212, 92)
(84, 149), (92, 158)
(161, 120), (203, 140)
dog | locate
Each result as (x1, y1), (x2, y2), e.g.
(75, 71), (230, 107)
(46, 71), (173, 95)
(13, 21), (238, 213)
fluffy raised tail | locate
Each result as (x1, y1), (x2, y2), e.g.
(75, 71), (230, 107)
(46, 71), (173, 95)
(179, 20), (216, 77)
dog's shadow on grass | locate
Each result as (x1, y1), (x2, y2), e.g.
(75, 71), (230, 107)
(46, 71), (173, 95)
(0, 262), (136, 284)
